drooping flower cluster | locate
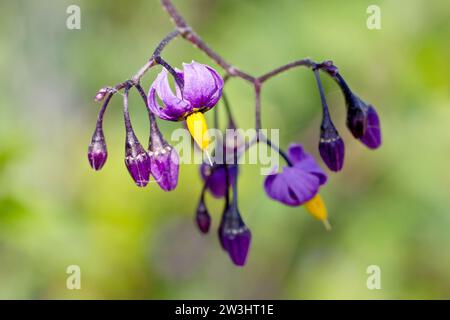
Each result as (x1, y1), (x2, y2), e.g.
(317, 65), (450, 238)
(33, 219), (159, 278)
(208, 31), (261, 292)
(89, 55), (381, 268)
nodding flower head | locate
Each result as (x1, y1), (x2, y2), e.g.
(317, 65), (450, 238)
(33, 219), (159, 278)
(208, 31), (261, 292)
(200, 163), (238, 198)
(195, 198), (211, 234)
(148, 61), (223, 150)
(148, 123), (179, 191)
(264, 144), (327, 206)
(319, 119), (345, 172)
(218, 205), (251, 267)
(87, 126), (108, 171)
(125, 131), (151, 187)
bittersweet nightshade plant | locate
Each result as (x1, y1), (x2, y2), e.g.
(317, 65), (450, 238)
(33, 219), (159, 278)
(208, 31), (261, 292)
(88, 0), (382, 267)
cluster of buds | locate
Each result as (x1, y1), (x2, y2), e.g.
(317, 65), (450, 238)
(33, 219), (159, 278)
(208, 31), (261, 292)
(315, 61), (382, 172)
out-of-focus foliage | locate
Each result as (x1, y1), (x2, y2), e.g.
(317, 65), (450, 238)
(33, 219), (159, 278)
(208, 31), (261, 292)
(0, 0), (449, 299)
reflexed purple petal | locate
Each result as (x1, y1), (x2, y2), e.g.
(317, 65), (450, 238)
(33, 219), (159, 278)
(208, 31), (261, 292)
(182, 61), (222, 109)
(150, 147), (179, 191)
(288, 144), (327, 185)
(148, 62), (223, 121)
(264, 166), (320, 206)
(360, 106), (381, 149)
(319, 136), (345, 172)
(148, 69), (191, 121)
(200, 164), (237, 198)
(203, 65), (224, 109)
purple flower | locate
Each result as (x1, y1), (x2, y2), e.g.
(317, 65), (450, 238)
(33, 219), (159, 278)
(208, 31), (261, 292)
(125, 131), (151, 187)
(195, 199), (211, 234)
(87, 126), (107, 171)
(359, 106), (381, 149)
(319, 120), (345, 172)
(148, 61), (223, 121)
(218, 206), (251, 266)
(264, 144), (327, 206)
(200, 163), (238, 198)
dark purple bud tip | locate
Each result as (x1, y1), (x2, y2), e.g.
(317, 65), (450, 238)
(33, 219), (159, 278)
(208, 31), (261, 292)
(88, 127), (108, 171)
(196, 201), (211, 234)
(125, 132), (151, 187)
(218, 208), (251, 266)
(359, 106), (381, 149)
(319, 123), (345, 172)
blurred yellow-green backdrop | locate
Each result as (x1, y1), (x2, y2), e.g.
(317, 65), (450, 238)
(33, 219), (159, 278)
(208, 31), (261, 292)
(0, 0), (450, 299)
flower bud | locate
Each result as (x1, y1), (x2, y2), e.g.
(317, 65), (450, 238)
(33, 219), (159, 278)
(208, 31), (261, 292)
(195, 199), (211, 234)
(125, 131), (151, 187)
(319, 120), (345, 172)
(94, 87), (109, 102)
(149, 145), (179, 191)
(148, 114), (180, 191)
(346, 94), (369, 139)
(359, 105), (381, 149)
(218, 206), (251, 266)
(87, 126), (107, 171)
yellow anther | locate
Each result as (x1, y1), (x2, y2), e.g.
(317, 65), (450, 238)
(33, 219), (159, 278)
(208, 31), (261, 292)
(186, 112), (210, 150)
(304, 194), (331, 231)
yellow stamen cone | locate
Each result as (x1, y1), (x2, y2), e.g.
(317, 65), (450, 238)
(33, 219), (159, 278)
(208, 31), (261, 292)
(186, 112), (210, 150)
(304, 194), (331, 231)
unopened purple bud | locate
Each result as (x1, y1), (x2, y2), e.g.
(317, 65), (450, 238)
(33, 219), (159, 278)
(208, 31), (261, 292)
(94, 87), (109, 102)
(319, 121), (345, 171)
(346, 94), (369, 139)
(218, 207), (251, 266)
(87, 127), (108, 171)
(359, 106), (381, 149)
(196, 200), (211, 234)
(125, 131), (151, 187)
(149, 145), (179, 191)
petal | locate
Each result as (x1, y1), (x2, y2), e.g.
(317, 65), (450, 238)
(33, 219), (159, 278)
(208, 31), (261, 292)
(148, 69), (191, 121)
(288, 144), (327, 185)
(203, 65), (224, 109)
(287, 143), (309, 163)
(264, 167), (320, 206)
(182, 61), (222, 109)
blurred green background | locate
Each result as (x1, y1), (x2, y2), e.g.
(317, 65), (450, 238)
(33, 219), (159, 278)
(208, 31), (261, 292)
(0, 0), (449, 299)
